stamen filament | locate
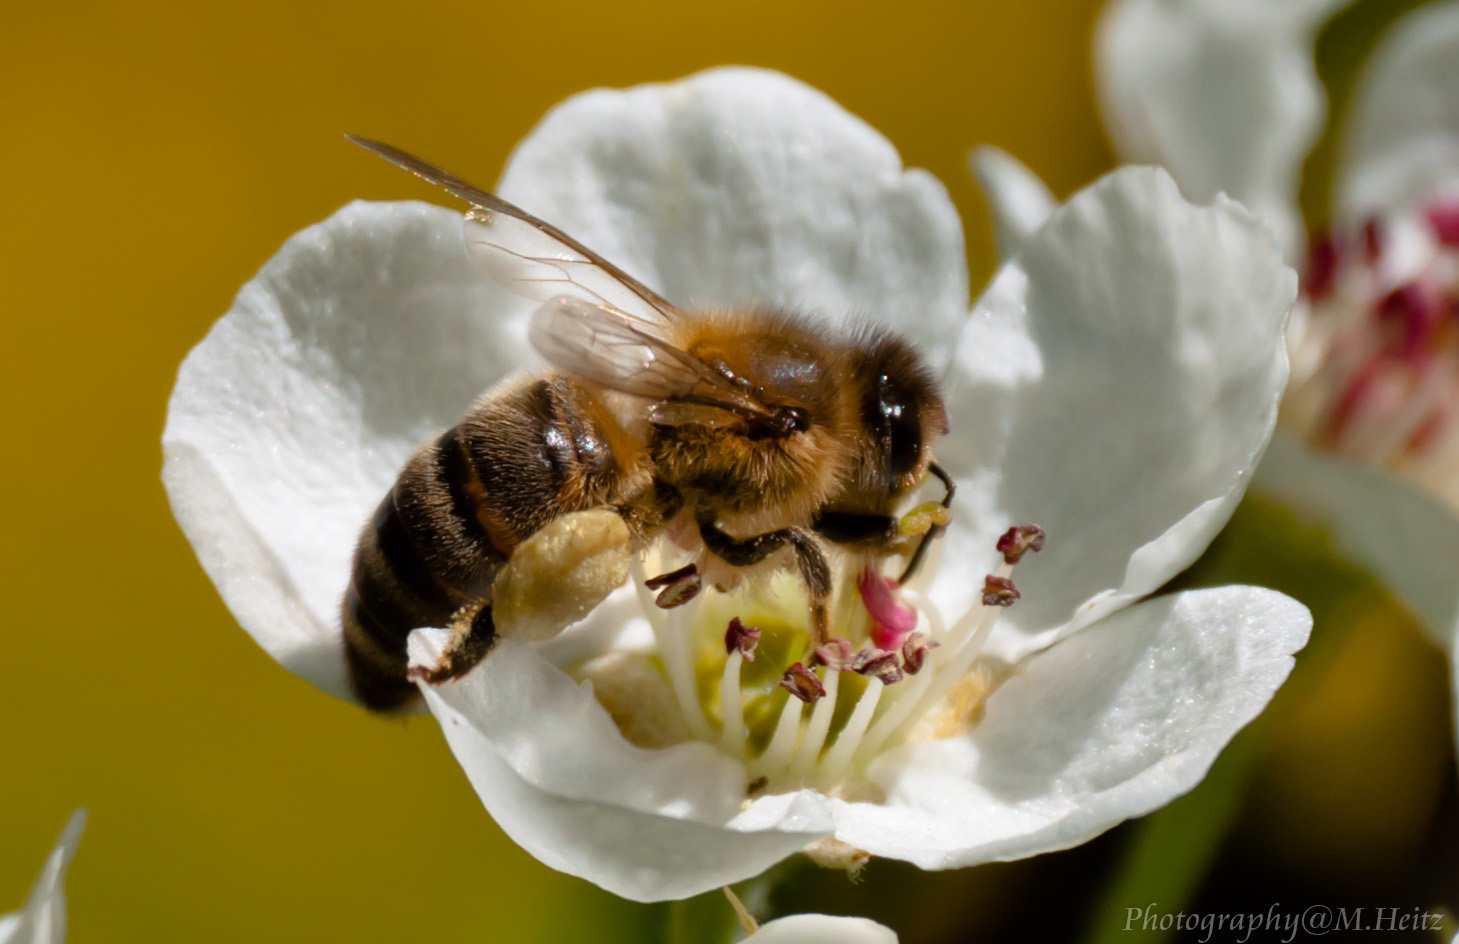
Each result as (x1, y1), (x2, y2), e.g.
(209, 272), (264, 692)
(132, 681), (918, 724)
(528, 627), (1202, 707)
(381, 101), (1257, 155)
(755, 693), (806, 775)
(855, 562), (1014, 760)
(719, 650), (746, 756)
(658, 599), (715, 743)
(815, 677), (884, 783)
(788, 667), (840, 779)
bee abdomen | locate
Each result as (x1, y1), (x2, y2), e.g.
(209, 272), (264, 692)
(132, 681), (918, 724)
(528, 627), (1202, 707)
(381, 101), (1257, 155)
(343, 377), (649, 710)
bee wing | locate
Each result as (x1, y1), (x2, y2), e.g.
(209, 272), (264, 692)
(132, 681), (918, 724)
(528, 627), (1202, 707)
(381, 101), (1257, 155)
(347, 135), (683, 327)
(529, 296), (775, 419)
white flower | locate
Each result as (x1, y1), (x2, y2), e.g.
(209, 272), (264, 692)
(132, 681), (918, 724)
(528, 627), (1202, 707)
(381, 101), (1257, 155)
(1, 811), (84, 944)
(1086, 0), (1459, 730)
(742, 913), (897, 943)
(163, 67), (1308, 901)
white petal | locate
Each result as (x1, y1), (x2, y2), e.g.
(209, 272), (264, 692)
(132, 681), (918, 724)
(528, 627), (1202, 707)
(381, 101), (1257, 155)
(932, 166), (1295, 659)
(409, 630), (829, 902)
(745, 914), (899, 944)
(969, 146), (1056, 259)
(162, 201), (530, 699)
(496, 66), (969, 370)
(1095, 0), (1347, 259)
(1255, 432), (1459, 650)
(1337, 0), (1459, 216)
(1, 811), (85, 944)
(831, 587), (1309, 869)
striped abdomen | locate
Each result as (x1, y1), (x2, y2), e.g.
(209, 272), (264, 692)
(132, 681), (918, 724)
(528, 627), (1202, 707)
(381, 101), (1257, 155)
(342, 375), (650, 710)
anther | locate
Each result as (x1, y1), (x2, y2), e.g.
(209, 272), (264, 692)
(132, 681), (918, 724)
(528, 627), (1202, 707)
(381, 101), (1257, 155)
(850, 647), (903, 685)
(644, 563), (697, 589)
(982, 574), (1020, 607)
(724, 617), (761, 661)
(995, 524), (1046, 564)
(780, 662), (827, 703)
(648, 564), (702, 609)
(813, 636), (854, 669)
(901, 632), (937, 675)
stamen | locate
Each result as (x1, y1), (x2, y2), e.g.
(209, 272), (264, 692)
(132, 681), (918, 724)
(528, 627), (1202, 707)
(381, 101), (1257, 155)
(857, 559), (1018, 761)
(995, 524), (1046, 564)
(656, 596), (715, 742)
(850, 647), (903, 685)
(901, 632), (937, 674)
(788, 666), (841, 778)
(756, 691), (806, 773)
(780, 662), (826, 703)
(982, 574), (1020, 606)
(816, 677), (885, 783)
(725, 617), (761, 661)
(813, 636), (854, 670)
(719, 649), (746, 756)
(651, 566), (703, 609)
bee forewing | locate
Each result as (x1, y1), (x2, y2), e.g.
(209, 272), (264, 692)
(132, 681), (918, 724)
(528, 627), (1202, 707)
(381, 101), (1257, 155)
(529, 297), (773, 421)
(463, 213), (668, 325)
(346, 135), (686, 331)
(529, 296), (705, 398)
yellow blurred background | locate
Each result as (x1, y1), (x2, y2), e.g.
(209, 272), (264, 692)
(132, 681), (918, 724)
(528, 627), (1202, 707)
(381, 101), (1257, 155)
(0, 0), (1449, 941)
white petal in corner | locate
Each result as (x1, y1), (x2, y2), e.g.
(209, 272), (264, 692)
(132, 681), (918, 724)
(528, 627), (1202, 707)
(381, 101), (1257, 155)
(1255, 432), (1459, 650)
(745, 914), (899, 944)
(162, 201), (531, 700)
(969, 146), (1056, 259)
(1, 810), (85, 944)
(496, 67), (970, 371)
(1338, 0), (1459, 216)
(1096, 0), (1349, 259)
(409, 630), (830, 902)
(933, 166), (1295, 661)
(832, 587), (1310, 869)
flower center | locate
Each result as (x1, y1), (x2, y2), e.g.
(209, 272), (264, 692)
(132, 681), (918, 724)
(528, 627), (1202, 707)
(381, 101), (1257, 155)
(1285, 197), (1459, 488)
(617, 524), (1045, 795)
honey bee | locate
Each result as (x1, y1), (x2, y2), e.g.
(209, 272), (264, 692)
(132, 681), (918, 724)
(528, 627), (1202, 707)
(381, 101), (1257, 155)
(341, 136), (954, 711)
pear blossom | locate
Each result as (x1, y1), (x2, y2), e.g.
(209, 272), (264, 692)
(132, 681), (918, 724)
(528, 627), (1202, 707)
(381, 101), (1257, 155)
(1, 811), (84, 944)
(721, 886), (899, 942)
(1086, 0), (1459, 730)
(740, 912), (898, 943)
(164, 67), (1309, 901)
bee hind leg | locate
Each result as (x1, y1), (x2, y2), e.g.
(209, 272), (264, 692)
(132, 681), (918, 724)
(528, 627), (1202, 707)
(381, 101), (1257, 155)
(408, 602), (498, 686)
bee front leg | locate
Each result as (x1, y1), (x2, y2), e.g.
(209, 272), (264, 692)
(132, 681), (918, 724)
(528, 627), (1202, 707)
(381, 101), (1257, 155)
(696, 513), (832, 646)
(788, 529), (831, 646)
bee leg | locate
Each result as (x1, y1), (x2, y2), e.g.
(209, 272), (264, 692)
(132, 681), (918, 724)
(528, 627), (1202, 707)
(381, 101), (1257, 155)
(409, 601), (498, 685)
(696, 512), (832, 645)
(811, 512), (898, 547)
(789, 529), (832, 646)
(493, 508), (633, 642)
